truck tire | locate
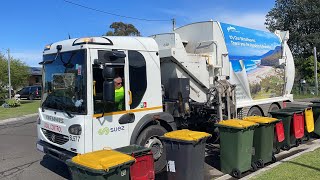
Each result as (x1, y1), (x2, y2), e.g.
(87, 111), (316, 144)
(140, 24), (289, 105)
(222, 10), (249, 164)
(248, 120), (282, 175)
(268, 103), (280, 116)
(247, 107), (262, 116)
(136, 125), (168, 173)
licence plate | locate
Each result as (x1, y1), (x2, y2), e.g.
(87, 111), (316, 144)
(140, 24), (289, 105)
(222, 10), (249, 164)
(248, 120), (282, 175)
(37, 143), (44, 152)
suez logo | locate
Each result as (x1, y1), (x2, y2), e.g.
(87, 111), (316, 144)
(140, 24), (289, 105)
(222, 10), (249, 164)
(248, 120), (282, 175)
(98, 126), (125, 135)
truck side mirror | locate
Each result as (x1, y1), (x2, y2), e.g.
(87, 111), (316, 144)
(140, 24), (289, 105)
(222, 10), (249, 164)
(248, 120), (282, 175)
(102, 66), (115, 79)
(102, 66), (115, 103)
(94, 51), (126, 65)
(108, 51), (126, 60)
(103, 80), (115, 102)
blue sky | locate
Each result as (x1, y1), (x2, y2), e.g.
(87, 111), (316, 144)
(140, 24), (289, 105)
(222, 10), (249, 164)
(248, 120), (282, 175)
(0, 0), (276, 67)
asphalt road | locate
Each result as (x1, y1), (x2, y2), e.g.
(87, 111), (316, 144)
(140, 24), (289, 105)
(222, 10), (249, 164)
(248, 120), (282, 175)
(0, 116), (69, 180)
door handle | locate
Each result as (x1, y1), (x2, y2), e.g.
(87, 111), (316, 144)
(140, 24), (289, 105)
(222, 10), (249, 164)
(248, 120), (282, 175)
(128, 90), (132, 105)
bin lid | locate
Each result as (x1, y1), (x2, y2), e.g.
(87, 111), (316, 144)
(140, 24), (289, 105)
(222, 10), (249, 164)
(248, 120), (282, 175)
(243, 116), (279, 124)
(163, 129), (211, 142)
(311, 100), (320, 104)
(216, 119), (258, 129)
(309, 103), (320, 108)
(71, 149), (135, 171)
(269, 108), (303, 115)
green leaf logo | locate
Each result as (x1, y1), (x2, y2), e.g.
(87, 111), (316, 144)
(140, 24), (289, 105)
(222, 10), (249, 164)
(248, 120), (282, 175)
(98, 127), (110, 135)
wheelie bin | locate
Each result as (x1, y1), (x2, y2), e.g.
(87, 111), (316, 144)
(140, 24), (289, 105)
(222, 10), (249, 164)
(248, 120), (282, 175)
(285, 106), (314, 141)
(160, 129), (211, 180)
(66, 149), (135, 180)
(309, 101), (320, 137)
(215, 119), (258, 178)
(269, 108), (305, 150)
(273, 121), (285, 154)
(243, 116), (280, 168)
(115, 145), (155, 180)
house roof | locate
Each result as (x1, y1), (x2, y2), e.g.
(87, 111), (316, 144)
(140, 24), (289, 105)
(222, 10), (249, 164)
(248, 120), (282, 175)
(29, 67), (42, 76)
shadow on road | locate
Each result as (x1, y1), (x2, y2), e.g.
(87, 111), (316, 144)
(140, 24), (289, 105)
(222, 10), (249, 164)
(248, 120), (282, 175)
(40, 155), (70, 180)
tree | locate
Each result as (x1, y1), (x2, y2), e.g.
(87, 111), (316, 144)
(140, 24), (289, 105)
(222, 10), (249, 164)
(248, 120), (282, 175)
(265, 0), (320, 57)
(106, 22), (141, 36)
(295, 55), (320, 84)
(0, 53), (29, 91)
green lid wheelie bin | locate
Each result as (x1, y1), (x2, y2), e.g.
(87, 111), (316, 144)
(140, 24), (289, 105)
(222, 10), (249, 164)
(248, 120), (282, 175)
(309, 102), (320, 137)
(66, 149), (135, 180)
(269, 108), (304, 150)
(215, 119), (258, 179)
(160, 129), (211, 180)
(243, 116), (280, 168)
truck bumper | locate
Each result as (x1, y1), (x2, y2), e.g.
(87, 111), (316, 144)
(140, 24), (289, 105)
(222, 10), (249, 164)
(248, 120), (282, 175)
(36, 140), (76, 162)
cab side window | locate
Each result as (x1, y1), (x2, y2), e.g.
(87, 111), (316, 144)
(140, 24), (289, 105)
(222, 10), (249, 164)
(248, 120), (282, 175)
(128, 51), (147, 109)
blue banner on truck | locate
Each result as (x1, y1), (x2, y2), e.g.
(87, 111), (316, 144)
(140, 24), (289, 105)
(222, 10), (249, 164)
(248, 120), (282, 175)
(220, 22), (285, 100)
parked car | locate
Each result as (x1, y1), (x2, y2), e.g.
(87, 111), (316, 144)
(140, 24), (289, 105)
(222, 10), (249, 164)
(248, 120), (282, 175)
(16, 85), (42, 100)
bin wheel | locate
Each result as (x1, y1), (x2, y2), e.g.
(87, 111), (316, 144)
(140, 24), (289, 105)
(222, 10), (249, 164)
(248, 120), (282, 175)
(282, 145), (290, 151)
(304, 135), (310, 142)
(257, 159), (265, 168)
(251, 162), (258, 172)
(271, 155), (277, 163)
(274, 147), (281, 154)
(231, 169), (241, 179)
(136, 125), (168, 173)
(295, 139), (301, 147)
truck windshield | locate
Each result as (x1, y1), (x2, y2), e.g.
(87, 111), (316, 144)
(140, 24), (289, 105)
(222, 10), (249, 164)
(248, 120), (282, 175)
(42, 49), (87, 114)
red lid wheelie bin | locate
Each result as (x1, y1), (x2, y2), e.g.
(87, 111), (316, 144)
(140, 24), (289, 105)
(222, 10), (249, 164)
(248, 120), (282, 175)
(115, 145), (155, 180)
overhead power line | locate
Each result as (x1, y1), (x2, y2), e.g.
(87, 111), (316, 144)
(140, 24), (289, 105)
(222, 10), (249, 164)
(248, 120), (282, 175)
(63, 0), (171, 22)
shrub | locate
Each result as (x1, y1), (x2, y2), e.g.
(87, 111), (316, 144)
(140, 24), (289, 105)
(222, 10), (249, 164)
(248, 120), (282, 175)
(5, 99), (21, 108)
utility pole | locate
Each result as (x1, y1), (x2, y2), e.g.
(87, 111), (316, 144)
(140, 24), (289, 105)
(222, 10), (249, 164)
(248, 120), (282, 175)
(172, 18), (176, 31)
(7, 49), (11, 99)
(314, 47), (318, 96)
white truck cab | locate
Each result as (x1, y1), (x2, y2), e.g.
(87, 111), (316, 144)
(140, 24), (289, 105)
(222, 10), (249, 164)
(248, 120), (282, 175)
(37, 36), (176, 172)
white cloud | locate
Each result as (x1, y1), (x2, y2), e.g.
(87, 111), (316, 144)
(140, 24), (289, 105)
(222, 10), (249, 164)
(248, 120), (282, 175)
(157, 7), (269, 31)
(11, 51), (42, 67)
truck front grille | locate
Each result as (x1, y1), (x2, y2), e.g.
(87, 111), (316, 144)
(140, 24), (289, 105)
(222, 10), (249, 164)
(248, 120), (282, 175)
(42, 128), (69, 145)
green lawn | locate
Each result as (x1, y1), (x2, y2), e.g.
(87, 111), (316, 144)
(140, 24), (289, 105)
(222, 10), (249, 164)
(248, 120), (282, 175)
(0, 100), (40, 120)
(252, 148), (320, 180)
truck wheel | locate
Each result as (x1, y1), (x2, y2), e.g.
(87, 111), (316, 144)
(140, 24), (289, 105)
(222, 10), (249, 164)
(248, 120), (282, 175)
(268, 104), (280, 116)
(136, 125), (168, 173)
(247, 107), (262, 116)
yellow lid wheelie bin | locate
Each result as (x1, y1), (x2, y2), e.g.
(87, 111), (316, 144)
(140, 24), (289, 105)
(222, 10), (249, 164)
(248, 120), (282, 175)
(309, 101), (320, 137)
(160, 129), (211, 180)
(215, 119), (258, 179)
(66, 149), (135, 180)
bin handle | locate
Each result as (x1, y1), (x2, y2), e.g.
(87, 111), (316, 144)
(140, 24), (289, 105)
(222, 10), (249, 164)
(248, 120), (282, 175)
(103, 147), (112, 150)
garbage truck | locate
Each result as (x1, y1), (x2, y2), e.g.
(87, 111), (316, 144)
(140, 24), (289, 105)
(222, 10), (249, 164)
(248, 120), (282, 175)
(36, 21), (295, 173)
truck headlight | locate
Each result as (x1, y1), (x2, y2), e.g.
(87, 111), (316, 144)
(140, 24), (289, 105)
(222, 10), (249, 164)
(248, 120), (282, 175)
(68, 124), (82, 135)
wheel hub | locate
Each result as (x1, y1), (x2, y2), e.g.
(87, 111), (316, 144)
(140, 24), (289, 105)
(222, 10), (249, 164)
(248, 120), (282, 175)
(145, 136), (163, 160)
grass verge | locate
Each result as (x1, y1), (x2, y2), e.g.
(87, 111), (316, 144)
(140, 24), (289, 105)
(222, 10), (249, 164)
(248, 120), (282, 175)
(252, 148), (320, 180)
(0, 100), (40, 120)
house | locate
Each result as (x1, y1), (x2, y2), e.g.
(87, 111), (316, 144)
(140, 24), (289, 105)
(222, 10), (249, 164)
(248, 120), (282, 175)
(29, 67), (42, 86)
